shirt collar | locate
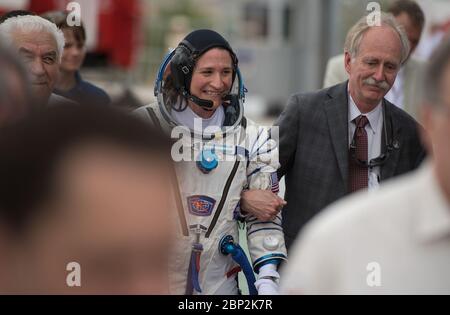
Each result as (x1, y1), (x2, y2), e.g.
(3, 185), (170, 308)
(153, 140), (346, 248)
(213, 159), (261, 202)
(348, 89), (383, 135)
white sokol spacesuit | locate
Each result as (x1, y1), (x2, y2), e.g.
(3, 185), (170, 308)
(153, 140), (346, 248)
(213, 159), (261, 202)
(135, 29), (287, 295)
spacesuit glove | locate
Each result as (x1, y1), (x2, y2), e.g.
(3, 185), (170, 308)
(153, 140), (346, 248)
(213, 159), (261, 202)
(254, 264), (280, 295)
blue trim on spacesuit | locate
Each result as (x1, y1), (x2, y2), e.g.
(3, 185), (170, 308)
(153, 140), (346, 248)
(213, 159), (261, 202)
(249, 128), (265, 154)
(246, 214), (282, 224)
(253, 253), (287, 273)
(246, 167), (262, 178)
(250, 136), (271, 158)
(219, 235), (258, 295)
(154, 50), (176, 97)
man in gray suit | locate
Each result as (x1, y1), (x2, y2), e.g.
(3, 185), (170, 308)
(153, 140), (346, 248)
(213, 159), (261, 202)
(242, 13), (426, 250)
(323, 0), (425, 120)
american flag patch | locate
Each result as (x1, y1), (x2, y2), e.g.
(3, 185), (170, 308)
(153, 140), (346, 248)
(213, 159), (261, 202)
(270, 172), (279, 193)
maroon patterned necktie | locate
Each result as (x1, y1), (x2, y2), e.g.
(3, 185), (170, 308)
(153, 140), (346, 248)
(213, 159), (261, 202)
(349, 115), (369, 193)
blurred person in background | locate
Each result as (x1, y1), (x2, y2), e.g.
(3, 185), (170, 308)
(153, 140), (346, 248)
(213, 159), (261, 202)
(42, 11), (110, 106)
(0, 104), (173, 294)
(0, 15), (74, 108)
(323, 0), (426, 120)
(414, 20), (450, 61)
(136, 29), (287, 295)
(0, 43), (32, 126)
(281, 39), (450, 294)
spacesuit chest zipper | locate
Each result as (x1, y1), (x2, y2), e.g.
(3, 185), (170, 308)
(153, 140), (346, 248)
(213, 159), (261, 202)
(205, 159), (241, 238)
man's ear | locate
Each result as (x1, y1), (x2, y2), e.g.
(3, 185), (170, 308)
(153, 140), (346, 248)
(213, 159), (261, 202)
(419, 104), (434, 156)
(344, 51), (352, 75)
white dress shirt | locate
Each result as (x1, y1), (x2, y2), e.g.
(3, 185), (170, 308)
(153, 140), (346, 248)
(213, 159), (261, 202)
(385, 67), (404, 110)
(348, 92), (383, 191)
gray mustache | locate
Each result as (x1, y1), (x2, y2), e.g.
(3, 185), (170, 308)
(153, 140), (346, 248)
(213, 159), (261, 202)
(363, 77), (390, 91)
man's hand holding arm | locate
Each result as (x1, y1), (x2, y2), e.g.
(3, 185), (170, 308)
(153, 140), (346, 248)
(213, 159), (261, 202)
(240, 189), (286, 221)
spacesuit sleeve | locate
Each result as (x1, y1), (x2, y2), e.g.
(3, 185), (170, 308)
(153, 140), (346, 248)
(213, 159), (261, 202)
(244, 124), (287, 273)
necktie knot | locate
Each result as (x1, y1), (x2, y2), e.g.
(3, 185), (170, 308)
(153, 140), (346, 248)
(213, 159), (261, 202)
(355, 115), (369, 129)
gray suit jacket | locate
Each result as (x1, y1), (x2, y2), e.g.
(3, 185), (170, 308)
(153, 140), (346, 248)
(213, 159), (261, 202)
(276, 82), (426, 250)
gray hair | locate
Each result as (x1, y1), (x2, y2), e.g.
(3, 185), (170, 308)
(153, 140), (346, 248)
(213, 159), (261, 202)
(0, 15), (65, 62)
(344, 12), (410, 64)
(422, 39), (450, 107)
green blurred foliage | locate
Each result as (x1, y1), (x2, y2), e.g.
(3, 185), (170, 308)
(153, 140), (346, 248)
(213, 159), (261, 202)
(139, 0), (214, 83)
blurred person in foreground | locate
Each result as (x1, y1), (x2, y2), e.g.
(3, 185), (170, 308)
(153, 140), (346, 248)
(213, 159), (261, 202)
(0, 15), (75, 108)
(323, 0), (426, 120)
(0, 104), (173, 294)
(281, 39), (450, 295)
(0, 43), (32, 126)
(42, 11), (110, 106)
(135, 29), (287, 295)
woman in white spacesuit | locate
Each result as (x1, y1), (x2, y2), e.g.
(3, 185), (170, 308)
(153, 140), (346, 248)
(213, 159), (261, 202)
(135, 29), (287, 295)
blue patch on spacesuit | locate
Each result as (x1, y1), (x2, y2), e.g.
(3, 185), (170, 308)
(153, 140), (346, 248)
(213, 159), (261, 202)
(187, 195), (216, 216)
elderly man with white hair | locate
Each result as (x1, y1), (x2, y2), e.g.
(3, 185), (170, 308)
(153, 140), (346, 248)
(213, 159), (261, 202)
(0, 15), (74, 108)
(280, 38), (450, 294)
(241, 12), (426, 251)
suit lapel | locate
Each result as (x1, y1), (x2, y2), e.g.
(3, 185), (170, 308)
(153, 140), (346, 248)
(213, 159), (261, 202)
(324, 83), (349, 187)
(380, 100), (401, 180)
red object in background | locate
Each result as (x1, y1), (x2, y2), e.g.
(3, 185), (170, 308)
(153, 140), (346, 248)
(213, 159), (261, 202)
(29, 0), (60, 13)
(97, 0), (141, 69)
(27, 0), (141, 69)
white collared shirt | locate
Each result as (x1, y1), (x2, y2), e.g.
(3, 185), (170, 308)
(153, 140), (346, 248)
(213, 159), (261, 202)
(385, 67), (404, 109)
(348, 92), (383, 191)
